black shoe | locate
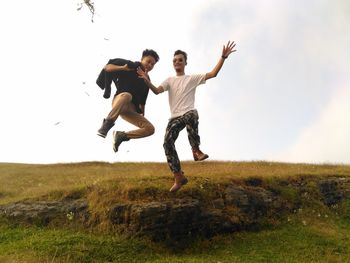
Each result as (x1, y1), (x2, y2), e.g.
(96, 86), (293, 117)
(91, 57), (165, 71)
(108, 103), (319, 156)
(97, 119), (115, 138)
(113, 131), (130, 152)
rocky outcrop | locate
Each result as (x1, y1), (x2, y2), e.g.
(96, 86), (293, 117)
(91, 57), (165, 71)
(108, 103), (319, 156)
(0, 200), (89, 225)
(1, 177), (350, 242)
(0, 185), (288, 241)
(107, 184), (286, 241)
(319, 177), (350, 206)
(110, 199), (237, 241)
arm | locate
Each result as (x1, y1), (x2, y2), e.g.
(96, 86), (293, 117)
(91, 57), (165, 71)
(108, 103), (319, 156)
(137, 67), (165, 95)
(104, 63), (131, 72)
(104, 58), (136, 73)
(205, 40), (236, 80)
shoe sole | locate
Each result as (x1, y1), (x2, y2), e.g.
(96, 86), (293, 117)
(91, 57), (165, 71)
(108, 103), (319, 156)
(194, 154), (209, 162)
(97, 132), (106, 138)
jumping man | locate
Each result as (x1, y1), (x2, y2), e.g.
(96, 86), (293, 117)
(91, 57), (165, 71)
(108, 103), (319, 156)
(96, 49), (159, 152)
(138, 41), (236, 192)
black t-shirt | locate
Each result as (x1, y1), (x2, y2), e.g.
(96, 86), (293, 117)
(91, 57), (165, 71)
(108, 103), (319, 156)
(111, 59), (149, 112)
(96, 58), (149, 113)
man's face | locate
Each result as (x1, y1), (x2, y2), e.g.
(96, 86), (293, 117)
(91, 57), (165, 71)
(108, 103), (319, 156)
(173, 54), (186, 71)
(141, 56), (157, 72)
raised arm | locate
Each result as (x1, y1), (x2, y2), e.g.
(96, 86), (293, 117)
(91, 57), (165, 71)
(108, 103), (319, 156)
(205, 40), (236, 80)
(137, 67), (165, 95)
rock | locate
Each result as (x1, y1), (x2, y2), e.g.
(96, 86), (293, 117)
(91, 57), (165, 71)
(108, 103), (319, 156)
(224, 185), (249, 207)
(0, 200), (88, 225)
(224, 185), (281, 219)
(110, 199), (202, 241)
(109, 186), (284, 242)
(319, 179), (343, 206)
(2, 177), (348, 242)
(212, 198), (225, 209)
(244, 177), (263, 187)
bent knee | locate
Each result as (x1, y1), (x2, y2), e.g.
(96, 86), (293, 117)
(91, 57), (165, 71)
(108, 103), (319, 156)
(145, 124), (155, 136)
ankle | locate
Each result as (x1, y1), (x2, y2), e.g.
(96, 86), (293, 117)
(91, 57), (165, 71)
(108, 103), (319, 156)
(173, 171), (184, 177)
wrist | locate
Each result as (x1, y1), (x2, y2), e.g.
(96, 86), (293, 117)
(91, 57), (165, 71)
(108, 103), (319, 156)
(221, 55), (228, 59)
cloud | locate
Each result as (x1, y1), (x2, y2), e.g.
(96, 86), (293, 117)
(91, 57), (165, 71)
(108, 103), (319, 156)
(1, 0), (350, 164)
(184, 0), (350, 163)
(274, 86), (350, 164)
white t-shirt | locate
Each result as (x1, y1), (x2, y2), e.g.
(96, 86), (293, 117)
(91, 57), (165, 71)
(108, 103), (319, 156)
(161, 74), (206, 119)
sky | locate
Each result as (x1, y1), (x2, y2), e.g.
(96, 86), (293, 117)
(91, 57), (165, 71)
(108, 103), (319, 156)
(0, 0), (349, 165)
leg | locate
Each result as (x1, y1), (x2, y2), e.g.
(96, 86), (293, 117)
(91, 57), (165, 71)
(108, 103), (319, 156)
(120, 103), (155, 139)
(163, 117), (186, 174)
(107, 92), (133, 121)
(97, 92), (132, 138)
(184, 110), (209, 161)
(185, 110), (201, 149)
(112, 102), (155, 152)
(163, 117), (188, 192)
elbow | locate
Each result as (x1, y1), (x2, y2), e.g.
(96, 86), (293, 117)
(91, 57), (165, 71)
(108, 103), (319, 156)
(104, 64), (113, 72)
(211, 71), (219, 78)
(206, 72), (217, 80)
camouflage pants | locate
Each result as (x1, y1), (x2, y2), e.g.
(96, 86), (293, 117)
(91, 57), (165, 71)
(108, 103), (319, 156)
(163, 110), (201, 173)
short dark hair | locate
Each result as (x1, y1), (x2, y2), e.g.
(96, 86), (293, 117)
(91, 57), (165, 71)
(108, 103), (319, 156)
(142, 49), (159, 62)
(174, 50), (187, 62)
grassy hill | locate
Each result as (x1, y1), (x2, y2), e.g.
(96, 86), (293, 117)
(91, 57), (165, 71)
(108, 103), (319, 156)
(1, 161), (350, 262)
(2, 161), (349, 204)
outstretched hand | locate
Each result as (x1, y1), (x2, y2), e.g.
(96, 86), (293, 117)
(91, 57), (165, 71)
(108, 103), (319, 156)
(222, 40), (236, 58)
(137, 67), (150, 83)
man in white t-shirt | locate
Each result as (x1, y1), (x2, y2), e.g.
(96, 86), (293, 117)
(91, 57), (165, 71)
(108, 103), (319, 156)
(138, 41), (236, 192)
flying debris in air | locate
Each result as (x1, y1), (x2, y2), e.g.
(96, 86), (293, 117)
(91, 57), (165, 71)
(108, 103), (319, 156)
(54, 122), (61, 126)
(85, 91), (90, 96)
(77, 0), (95, 22)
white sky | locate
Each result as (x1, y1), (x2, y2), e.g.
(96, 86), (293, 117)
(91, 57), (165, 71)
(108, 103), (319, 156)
(0, 0), (349, 165)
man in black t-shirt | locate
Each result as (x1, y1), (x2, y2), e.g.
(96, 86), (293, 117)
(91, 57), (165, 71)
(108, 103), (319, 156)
(96, 49), (159, 152)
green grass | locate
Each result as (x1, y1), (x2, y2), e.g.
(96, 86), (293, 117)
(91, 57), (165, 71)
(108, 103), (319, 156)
(0, 223), (161, 263)
(1, 212), (350, 262)
(1, 161), (350, 262)
(1, 161), (350, 205)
